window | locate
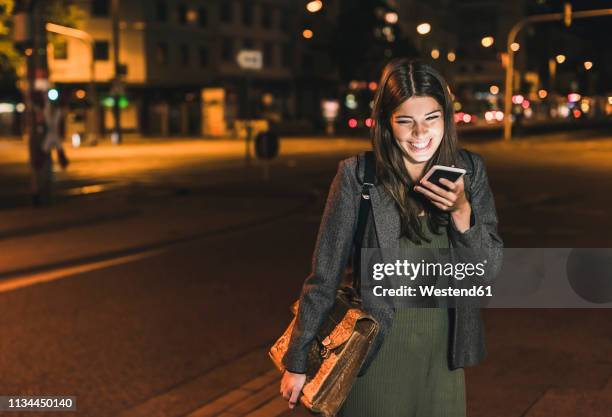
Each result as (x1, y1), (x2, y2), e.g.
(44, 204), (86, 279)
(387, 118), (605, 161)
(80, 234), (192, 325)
(199, 47), (208, 67)
(261, 7), (272, 29)
(198, 7), (207, 27)
(220, 1), (232, 22)
(243, 38), (254, 49)
(242, 1), (253, 26)
(221, 38), (233, 61)
(180, 44), (190, 65)
(282, 43), (291, 68)
(263, 42), (274, 67)
(93, 40), (109, 60)
(156, 1), (167, 22)
(156, 42), (168, 65)
(53, 39), (68, 60)
(279, 8), (289, 32)
(91, 0), (109, 17)
(177, 4), (187, 24)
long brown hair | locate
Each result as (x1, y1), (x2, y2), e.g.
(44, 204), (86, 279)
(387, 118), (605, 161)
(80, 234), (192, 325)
(370, 58), (459, 244)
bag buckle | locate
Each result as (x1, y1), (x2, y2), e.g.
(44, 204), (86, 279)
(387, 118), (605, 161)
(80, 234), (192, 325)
(361, 182), (374, 200)
(320, 336), (332, 358)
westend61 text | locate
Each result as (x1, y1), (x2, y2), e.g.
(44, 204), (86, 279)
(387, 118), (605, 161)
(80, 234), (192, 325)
(372, 285), (493, 297)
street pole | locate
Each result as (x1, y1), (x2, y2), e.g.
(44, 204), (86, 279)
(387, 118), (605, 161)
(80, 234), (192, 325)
(503, 8), (612, 141)
(45, 23), (98, 145)
(111, 0), (122, 144)
(17, 0), (53, 205)
(245, 72), (251, 164)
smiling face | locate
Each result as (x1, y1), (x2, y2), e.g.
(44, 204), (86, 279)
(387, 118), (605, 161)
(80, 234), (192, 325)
(390, 95), (445, 165)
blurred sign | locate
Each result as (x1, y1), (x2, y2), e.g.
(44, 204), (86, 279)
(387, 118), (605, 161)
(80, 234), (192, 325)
(321, 99), (340, 121)
(237, 50), (263, 70)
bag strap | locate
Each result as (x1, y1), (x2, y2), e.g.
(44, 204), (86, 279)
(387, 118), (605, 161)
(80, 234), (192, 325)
(352, 151), (375, 294)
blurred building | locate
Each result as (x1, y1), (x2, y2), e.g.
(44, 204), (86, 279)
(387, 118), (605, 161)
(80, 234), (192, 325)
(47, 0), (340, 137)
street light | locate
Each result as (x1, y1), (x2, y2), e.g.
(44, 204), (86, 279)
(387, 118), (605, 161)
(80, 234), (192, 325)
(385, 12), (398, 24)
(555, 54), (566, 64)
(481, 36), (494, 47)
(584, 61), (593, 70)
(302, 29), (313, 39)
(416, 23), (431, 35)
(431, 49), (440, 59)
(447, 52), (456, 62)
(306, 1), (322, 13)
(510, 42), (520, 52)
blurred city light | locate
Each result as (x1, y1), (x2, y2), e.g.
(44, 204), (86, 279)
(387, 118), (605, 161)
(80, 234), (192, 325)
(368, 81), (377, 91)
(345, 94), (358, 109)
(512, 94), (524, 104)
(573, 109), (582, 118)
(453, 102), (462, 111)
(348, 118), (358, 128)
(447, 52), (456, 62)
(521, 100), (530, 109)
(481, 36), (494, 47)
(568, 93), (581, 102)
(385, 12), (398, 24)
(556, 54), (566, 64)
(15, 103), (26, 113)
(71, 133), (82, 148)
(48, 89), (59, 101)
(608, 97), (612, 105)
(0, 103), (15, 113)
(462, 113), (472, 123)
(489, 85), (499, 95)
(365, 118), (374, 127)
(103, 97), (115, 107)
(510, 42), (520, 52)
(416, 23), (431, 35)
(584, 61), (593, 70)
(75, 89), (86, 99)
(495, 111), (504, 121)
(302, 29), (313, 39)
(431, 49), (440, 59)
(306, 1), (323, 13)
(538, 89), (548, 99)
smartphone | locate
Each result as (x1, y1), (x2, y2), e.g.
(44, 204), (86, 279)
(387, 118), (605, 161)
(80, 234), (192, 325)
(421, 165), (467, 189)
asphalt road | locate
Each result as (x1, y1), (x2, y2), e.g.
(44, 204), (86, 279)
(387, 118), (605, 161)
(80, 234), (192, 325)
(0, 132), (611, 416)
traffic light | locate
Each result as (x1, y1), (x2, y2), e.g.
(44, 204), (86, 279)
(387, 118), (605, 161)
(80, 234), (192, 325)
(564, 2), (572, 28)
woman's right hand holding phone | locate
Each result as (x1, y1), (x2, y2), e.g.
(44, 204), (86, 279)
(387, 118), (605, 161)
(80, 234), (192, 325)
(280, 370), (307, 409)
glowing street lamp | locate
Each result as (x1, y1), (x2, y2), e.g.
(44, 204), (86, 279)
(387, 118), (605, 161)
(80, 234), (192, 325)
(489, 85), (499, 95)
(447, 52), (456, 62)
(431, 49), (440, 59)
(584, 61), (593, 70)
(306, 1), (323, 13)
(556, 54), (566, 64)
(385, 12), (398, 24)
(302, 29), (313, 39)
(416, 23), (431, 35)
(510, 42), (520, 52)
(481, 36), (494, 47)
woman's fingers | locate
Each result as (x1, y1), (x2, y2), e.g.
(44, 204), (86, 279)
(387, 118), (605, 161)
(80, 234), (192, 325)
(289, 387), (300, 409)
(438, 177), (458, 191)
(414, 184), (454, 207)
(420, 179), (456, 200)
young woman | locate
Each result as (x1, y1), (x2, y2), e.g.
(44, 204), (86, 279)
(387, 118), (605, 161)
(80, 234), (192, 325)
(279, 58), (503, 416)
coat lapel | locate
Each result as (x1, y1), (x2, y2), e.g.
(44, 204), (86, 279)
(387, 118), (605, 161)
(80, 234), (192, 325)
(369, 184), (400, 249)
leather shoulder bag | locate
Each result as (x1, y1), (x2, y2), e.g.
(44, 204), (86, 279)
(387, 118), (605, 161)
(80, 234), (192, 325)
(268, 151), (380, 417)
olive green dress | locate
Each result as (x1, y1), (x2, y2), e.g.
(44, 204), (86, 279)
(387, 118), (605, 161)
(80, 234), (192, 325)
(338, 215), (466, 417)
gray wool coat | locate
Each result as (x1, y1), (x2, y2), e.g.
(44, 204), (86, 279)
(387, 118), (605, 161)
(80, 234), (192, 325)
(281, 148), (504, 376)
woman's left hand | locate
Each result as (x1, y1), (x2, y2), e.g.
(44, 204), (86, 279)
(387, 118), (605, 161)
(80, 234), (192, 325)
(413, 176), (469, 213)
(414, 173), (473, 232)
